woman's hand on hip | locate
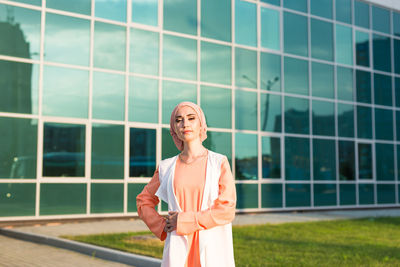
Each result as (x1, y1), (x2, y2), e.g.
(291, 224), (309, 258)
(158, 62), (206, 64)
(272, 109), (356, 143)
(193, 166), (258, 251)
(164, 211), (178, 233)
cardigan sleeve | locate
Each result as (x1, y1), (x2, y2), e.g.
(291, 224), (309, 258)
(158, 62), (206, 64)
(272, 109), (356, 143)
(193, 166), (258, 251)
(136, 167), (167, 241)
(176, 157), (236, 235)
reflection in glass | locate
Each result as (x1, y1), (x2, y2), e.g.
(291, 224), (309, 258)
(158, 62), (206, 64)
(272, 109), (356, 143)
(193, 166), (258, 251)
(201, 41), (231, 85)
(261, 7), (280, 51)
(376, 143), (395, 180)
(95, 0), (126, 22)
(312, 100), (334, 136)
(201, 0), (231, 42)
(130, 28), (159, 75)
(356, 105), (372, 139)
(235, 90), (257, 131)
(285, 183), (310, 207)
(203, 131), (232, 164)
(261, 184), (282, 208)
(236, 184), (258, 209)
(398, 145), (400, 180)
(313, 139), (336, 180)
(201, 86), (231, 129)
(312, 62), (334, 99)
(354, 0), (369, 29)
(337, 67), (353, 101)
(314, 184), (336, 206)
(337, 103), (354, 137)
(284, 57), (308, 95)
(355, 31), (369, 67)
(262, 136), (280, 178)
(260, 52), (281, 92)
(129, 76), (158, 123)
(373, 34), (391, 73)
(0, 183), (35, 216)
(163, 0), (196, 35)
(163, 34), (197, 81)
(235, 48), (257, 89)
(40, 184), (86, 215)
(285, 136), (310, 180)
(397, 111), (400, 142)
(358, 143), (372, 179)
(359, 184), (374, 205)
(284, 12), (308, 57)
(374, 73), (392, 107)
(394, 12), (400, 37)
(130, 128), (156, 177)
(162, 81), (196, 123)
(340, 184), (356, 205)
(91, 184), (123, 213)
(377, 184), (396, 204)
(310, 0), (332, 19)
(335, 24), (352, 65)
(283, 0), (307, 13)
(92, 124), (124, 179)
(356, 70), (371, 104)
(47, 0), (91, 15)
(261, 0), (280, 6)
(132, 0), (157, 26)
(9, 0), (41, 6)
(235, 0), (256, 47)
(43, 123), (85, 177)
(284, 96), (309, 134)
(372, 6), (390, 34)
(375, 108), (393, 141)
(336, 0), (351, 24)
(396, 78), (400, 107)
(128, 183), (146, 212)
(394, 39), (400, 74)
(311, 18), (333, 61)
(235, 133), (257, 180)
(162, 128), (179, 159)
(339, 140), (355, 180)
(261, 93), (281, 132)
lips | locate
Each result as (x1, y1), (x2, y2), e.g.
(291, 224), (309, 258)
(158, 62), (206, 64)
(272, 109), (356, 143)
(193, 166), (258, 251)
(183, 130), (192, 134)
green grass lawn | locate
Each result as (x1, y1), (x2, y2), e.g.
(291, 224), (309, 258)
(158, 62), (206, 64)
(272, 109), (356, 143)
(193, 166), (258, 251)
(63, 217), (400, 266)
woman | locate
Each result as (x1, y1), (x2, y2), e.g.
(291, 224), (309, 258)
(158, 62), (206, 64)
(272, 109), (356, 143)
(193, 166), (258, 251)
(136, 101), (236, 267)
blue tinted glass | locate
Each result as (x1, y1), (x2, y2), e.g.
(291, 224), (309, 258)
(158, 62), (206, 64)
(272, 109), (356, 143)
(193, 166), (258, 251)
(372, 6), (390, 34)
(47, 0), (91, 15)
(235, 133), (258, 180)
(310, 0), (332, 19)
(235, 48), (257, 89)
(339, 140), (355, 180)
(236, 184), (258, 209)
(8, 0), (41, 5)
(373, 34), (391, 73)
(394, 12), (400, 37)
(359, 184), (374, 205)
(397, 111), (400, 141)
(335, 24), (353, 66)
(164, 0), (196, 35)
(285, 183), (311, 207)
(375, 108), (393, 141)
(285, 96), (309, 134)
(203, 131), (232, 164)
(262, 184), (282, 208)
(261, 93), (281, 132)
(284, 0), (307, 13)
(396, 78), (400, 107)
(129, 76), (158, 123)
(0, 183), (36, 216)
(312, 62), (334, 99)
(284, 57), (309, 95)
(358, 143), (372, 179)
(235, 90), (257, 131)
(285, 137), (310, 180)
(374, 73), (392, 107)
(313, 139), (336, 180)
(312, 100), (335, 136)
(376, 143), (395, 181)
(354, 0), (369, 29)
(284, 12), (308, 57)
(337, 66), (354, 101)
(95, 0), (126, 22)
(130, 28), (159, 75)
(314, 184), (336, 206)
(201, 0), (231, 42)
(91, 183), (123, 213)
(336, 0), (351, 24)
(261, 53), (281, 92)
(261, 0), (280, 6)
(162, 81), (197, 123)
(356, 70), (371, 104)
(340, 184), (356, 205)
(337, 103), (354, 137)
(356, 105), (372, 139)
(311, 19), (333, 61)
(130, 128), (156, 177)
(201, 41), (231, 85)
(262, 136), (281, 178)
(394, 39), (400, 74)
(132, 0), (157, 26)
(235, 0), (257, 47)
(201, 86), (231, 129)
(377, 184), (396, 204)
(398, 145), (400, 179)
(261, 8), (280, 50)
(355, 31), (370, 67)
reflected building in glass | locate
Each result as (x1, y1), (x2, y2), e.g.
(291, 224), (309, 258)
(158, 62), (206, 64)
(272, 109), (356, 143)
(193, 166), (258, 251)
(1, 0), (400, 221)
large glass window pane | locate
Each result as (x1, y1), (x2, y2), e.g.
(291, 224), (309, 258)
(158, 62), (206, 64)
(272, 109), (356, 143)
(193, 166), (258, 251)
(336, 0), (351, 24)
(42, 65), (88, 118)
(376, 143), (395, 181)
(235, 133), (257, 180)
(396, 78), (400, 108)
(337, 66), (353, 101)
(397, 111), (400, 142)
(9, 0), (41, 6)
(283, 0), (307, 13)
(354, 0), (369, 29)
(201, 41), (231, 85)
(340, 184), (356, 205)
(314, 184), (336, 206)
(358, 183), (374, 205)
(0, 60), (39, 114)
(311, 19), (333, 61)
(285, 184), (310, 207)
(235, 48), (257, 89)
(355, 31), (370, 67)
(285, 137), (310, 180)
(356, 105), (372, 139)
(129, 76), (158, 123)
(201, 0), (231, 42)
(127, 183), (146, 212)
(203, 131), (232, 164)
(164, 0), (196, 35)
(284, 57), (309, 95)
(398, 145), (400, 180)
(91, 124), (124, 179)
(284, 12), (308, 57)
(236, 184), (258, 209)
(285, 96), (309, 134)
(358, 143), (372, 179)
(312, 100), (335, 136)
(201, 86), (231, 129)
(310, 0), (332, 19)
(394, 12), (400, 37)
(43, 123), (85, 177)
(261, 184), (282, 208)
(374, 73), (392, 107)
(339, 140), (355, 181)
(260, 53), (281, 92)
(235, 90), (257, 131)
(377, 184), (396, 204)
(94, 22), (126, 71)
(92, 71), (125, 121)
(262, 136), (281, 178)
(0, 183), (35, 216)
(91, 184), (123, 213)
(261, 93), (281, 132)
(0, 117), (37, 178)
(312, 62), (334, 99)
(163, 34), (197, 81)
(40, 184), (86, 215)
(356, 70), (371, 104)
(162, 128), (179, 159)
(375, 108), (393, 141)
(47, 0), (91, 15)
(130, 128), (156, 177)
(235, 0), (257, 47)
(394, 39), (400, 75)
(162, 81), (196, 123)
(95, 0), (126, 22)
(372, 6), (390, 34)
(373, 34), (391, 73)
(130, 28), (159, 75)
(132, 0), (157, 26)
(336, 24), (353, 66)
(337, 103), (354, 137)
(0, 4), (41, 59)
(261, 7), (280, 51)
(313, 139), (336, 180)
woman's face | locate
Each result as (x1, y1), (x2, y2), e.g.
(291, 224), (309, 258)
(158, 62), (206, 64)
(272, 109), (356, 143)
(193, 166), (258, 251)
(174, 105), (201, 143)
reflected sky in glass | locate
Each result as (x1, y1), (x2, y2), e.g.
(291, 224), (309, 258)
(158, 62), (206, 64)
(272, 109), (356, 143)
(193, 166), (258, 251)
(261, 93), (281, 132)
(357, 105), (372, 139)
(262, 136), (281, 178)
(355, 30), (369, 67)
(337, 103), (354, 137)
(312, 100), (335, 136)
(164, 0), (196, 35)
(95, 0), (126, 22)
(132, 0), (157, 26)
(201, 0), (231, 42)
(201, 85), (231, 129)
(372, 6), (390, 34)
(284, 0), (307, 13)
(358, 143), (372, 179)
(162, 80), (196, 123)
(129, 76), (158, 124)
(284, 96), (309, 134)
(130, 28), (158, 75)
(373, 34), (391, 73)
(235, 89), (257, 131)
(337, 66), (354, 101)
(339, 140), (355, 180)
(375, 108), (393, 140)
(235, 48), (257, 89)
(285, 136), (310, 180)
(310, 0), (332, 19)
(354, 0), (369, 29)
(376, 143), (395, 180)
(261, 53), (281, 92)
(356, 70), (371, 104)
(313, 139), (336, 180)
(336, 24), (353, 66)
(311, 18), (333, 61)
(47, 0), (91, 15)
(284, 57), (309, 95)
(201, 41), (231, 85)
(312, 62), (334, 99)
(261, 7), (279, 51)
(235, 0), (257, 47)
(336, 0), (351, 24)
(235, 133), (257, 180)
(374, 73), (392, 107)
(284, 12), (308, 57)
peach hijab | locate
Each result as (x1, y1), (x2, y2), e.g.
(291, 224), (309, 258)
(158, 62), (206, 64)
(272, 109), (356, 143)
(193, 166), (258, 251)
(169, 101), (208, 151)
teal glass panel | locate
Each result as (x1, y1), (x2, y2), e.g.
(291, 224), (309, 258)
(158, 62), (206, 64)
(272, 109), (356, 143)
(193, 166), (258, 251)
(395, 40), (400, 75)
(261, 7), (280, 51)
(261, 184), (282, 208)
(95, 0), (126, 22)
(235, 90), (257, 131)
(91, 183), (123, 213)
(283, 0), (307, 13)
(130, 28), (159, 75)
(235, 0), (257, 47)
(129, 76), (158, 123)
(201, 0), (231, 42)
(43, 123), (85, 177)
(8, 0), (41, 6)
(394, 12), (400, 37)
(163, 34), (197, 81)
(94, 22), (126, 71)
(284, 57), (309, 95)
(162, 81), (196, 124)
(340, 184), (356, 205)
(236, 184), (258, 209)
(42, 65), (88, 118)
(260, 53), (281, 92)
(161, 200), (168, 212)
(358, 184), (374, 205)
(285, 183), (311, 207)
(203, 131), (232, 164)
(91, 124), (124, 179)
(0, 117), (37, 178)
(313, 139), (336, 180)
(354, 0), (369, 29)
(355, 31), (370, 67)
(374, 73), (392, 107)
(130, 128), (156, 177)
(358, 143), (372, 179)
(44, 13), (90, 66)
(396, 78), (400, 107)
(311, 19), (333, 61)
(235, 48), (257, 89)
(335, 24), (353, 65)
(337, 103), (354, 137)
(314, 184), (336, 206)
(373, 34), (391, 73)
(377, 184), (396, 204)
(162, 128), (179, 159)
(128, 183), (146, 212)
(262, 136), (281, 178)
(339, 140), (355, 181)
(312, 100), (335, 136)
(398, 145), (400, 180)
(164, 0), (196, 35)
(260, 93), (281, 132)
(398, 111), (400, 141)
(284, 96), (309, 134)
(92, 71), (125, 121)
(201, 41), (231, 85)
(375, 108), (393, 141)
(312, 62), (334, 99)
(261, 0), (280, 6)
(132, 0), (157, 26)
(47, 0), (91, 15)
(40, 184), (86, 215)
(285, 137), (310, 180)
(337, 66), (354, 101)
(356, 70), (371, 104)
(0, 183), (35, 216)
(336, 0), (351, 24)
(284, 12), (308, 57)
(201, 86), (231, 129)
(310, 0), (332, 19)
(356, 105), (372, 139)
(0, 60), (39, 114)
(235, 133), (257, 180)
(372, 6), (390, 34)
(0, 4), (41, 59)
(375, 143), (395, 181)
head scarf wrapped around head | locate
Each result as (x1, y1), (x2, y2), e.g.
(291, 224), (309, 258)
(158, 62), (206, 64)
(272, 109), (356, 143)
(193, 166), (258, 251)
(169, 101), (207, 151)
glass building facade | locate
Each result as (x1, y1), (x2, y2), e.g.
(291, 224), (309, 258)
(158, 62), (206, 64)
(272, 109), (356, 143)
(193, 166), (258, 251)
(1, 0), (400, 221)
